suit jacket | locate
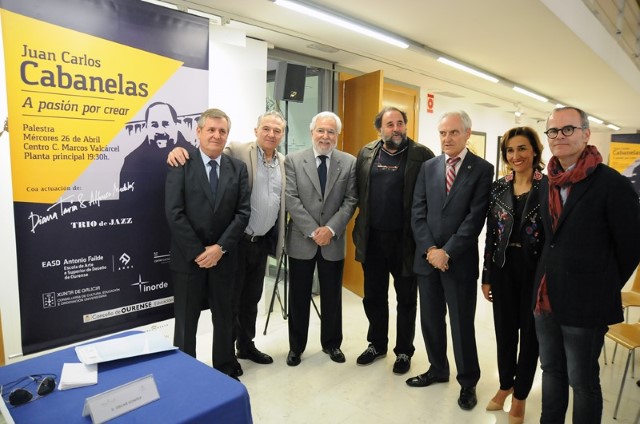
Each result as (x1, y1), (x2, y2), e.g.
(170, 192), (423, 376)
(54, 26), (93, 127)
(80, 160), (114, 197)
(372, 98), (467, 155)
(225, 141), (286, 260)
(352, 138), (434, 276)
(285, 148), (358, 261)
(411, 151), (493, 278)
(165, 148), (251, 272)
(533, 163), (640, 327)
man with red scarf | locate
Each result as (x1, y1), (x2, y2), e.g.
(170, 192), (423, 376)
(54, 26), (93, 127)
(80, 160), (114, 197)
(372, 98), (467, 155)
(533, 106), (640, 423)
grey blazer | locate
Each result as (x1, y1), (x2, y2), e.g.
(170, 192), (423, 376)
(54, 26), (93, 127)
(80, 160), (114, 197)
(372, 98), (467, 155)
(284, 148), (357, 261)
(411, 151), (493, 278)
(225, 141), (286, 260)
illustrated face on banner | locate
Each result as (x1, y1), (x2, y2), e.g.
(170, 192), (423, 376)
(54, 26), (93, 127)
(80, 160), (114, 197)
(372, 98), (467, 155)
(146, 103), (179, 149)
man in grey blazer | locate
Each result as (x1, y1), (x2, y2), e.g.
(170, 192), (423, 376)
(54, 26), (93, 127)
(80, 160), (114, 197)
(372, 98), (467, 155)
(165, 108), (250, 379)
(167, 111), (287, 370)
(284, 111), (357, 366)
(408, 111), (493, 411)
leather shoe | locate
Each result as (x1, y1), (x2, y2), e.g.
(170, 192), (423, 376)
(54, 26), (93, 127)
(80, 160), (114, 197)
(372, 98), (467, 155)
(286, 350), (301, 366)
(322, 347), (346, 363)
(458, 386), (478, 411)
(237, 346), (273, 364)
(405, 370), (449, 387)
(229, 361), (243, 379)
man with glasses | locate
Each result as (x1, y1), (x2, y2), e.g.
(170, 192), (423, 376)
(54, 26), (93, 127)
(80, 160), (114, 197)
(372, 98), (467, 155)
(167, 111), (287, 372)
(284, 111), (357, 366)
(533, 106), (640, 423)
(352, 107), (434, 375)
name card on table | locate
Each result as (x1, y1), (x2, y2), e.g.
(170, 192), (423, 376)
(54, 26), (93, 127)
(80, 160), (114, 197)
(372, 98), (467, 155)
(82, 374), (159, 424)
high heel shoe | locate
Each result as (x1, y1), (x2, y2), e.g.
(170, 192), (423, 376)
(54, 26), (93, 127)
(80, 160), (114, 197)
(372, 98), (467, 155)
(485, 387), (514, 411)
(508, 397), (526, 424)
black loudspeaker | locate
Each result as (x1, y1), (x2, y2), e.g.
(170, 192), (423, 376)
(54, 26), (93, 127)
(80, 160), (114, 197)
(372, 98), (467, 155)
(274, 62), (306, 103)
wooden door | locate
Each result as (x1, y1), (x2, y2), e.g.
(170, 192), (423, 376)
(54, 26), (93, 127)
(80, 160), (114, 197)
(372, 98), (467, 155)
(339, 71), (383, 297)
(339, 72), (421, 297)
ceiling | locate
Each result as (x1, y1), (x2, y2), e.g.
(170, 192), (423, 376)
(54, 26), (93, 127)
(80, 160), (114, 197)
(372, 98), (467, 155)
(172, 0), (640, 132)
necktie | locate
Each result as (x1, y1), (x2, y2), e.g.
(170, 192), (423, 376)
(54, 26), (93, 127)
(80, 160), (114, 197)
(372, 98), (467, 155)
(318, 155), (327, 197)
(209, 160), (218, 201)
(446, 156), (460, 194)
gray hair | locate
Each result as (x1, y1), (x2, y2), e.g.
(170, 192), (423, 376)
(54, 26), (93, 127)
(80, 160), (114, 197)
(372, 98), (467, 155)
(256, 110), (287, 129)
(548, 106), (589, 129)
(309, 111), (342, 134)
(198, 108), (231, 130)
(439, 110), (472, 132)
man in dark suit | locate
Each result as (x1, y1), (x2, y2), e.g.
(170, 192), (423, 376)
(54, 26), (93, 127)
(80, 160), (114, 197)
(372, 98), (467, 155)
(165, 108), (250, 379)
(352, 107), (434, 375)
(408, 110), (493, 411)
(284, 111), (357, 366)
(533, 106), (640, 423)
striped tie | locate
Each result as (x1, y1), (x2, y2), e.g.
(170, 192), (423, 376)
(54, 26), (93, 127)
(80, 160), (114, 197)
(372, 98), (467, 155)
(446, 156), (460, 194)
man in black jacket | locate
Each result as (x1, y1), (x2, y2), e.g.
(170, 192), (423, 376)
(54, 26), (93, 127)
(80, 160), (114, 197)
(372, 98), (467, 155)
(352, 107), (434, 375)
(533, 106), (640, 423)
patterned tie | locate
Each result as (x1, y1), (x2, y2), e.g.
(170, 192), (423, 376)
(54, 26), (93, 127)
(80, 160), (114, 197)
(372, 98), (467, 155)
(446, 156), (460, 194)
(208, 160), (218, 201)
(318, 155), (327, 197)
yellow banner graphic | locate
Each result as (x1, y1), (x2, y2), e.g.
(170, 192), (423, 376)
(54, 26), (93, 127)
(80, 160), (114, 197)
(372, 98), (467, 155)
(1, 9), (183, 202)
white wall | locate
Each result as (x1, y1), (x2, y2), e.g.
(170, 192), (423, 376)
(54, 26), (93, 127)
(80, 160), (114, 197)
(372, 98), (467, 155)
(0, 23), (267, 362)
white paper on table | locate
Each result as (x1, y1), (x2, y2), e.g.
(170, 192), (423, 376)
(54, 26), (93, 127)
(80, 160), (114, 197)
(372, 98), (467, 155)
(74, 331), (177, 365)
(0, 397), (16, 424)
(58, 362), (98, 390)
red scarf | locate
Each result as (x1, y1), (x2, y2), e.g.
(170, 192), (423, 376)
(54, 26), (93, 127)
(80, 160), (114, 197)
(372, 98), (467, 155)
(535, 145), (602, 314)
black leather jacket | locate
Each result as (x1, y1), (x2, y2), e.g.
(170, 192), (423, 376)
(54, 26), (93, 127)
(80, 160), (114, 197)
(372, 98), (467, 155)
(482, 170), (546, 284)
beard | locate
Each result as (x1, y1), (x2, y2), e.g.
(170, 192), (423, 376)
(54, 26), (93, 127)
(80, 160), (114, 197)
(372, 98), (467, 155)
(151, 132), (175, 149)
(383, 132), (407, 150)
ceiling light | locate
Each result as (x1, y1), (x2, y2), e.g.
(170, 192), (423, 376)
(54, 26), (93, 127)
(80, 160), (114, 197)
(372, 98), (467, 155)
(587, 116), (604, 124)
(606, 124), (621, 131)
(555, 103), (566, 108)
(272, 0), (410, 48)
(437, 57), (499, 83)
(513, 86), (548, 103)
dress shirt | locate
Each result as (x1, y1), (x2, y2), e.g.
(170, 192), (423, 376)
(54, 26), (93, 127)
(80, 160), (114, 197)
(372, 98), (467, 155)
(200, 149), (220, 181)
(445, 147), (468, 176)
(246, 146), (282, 237)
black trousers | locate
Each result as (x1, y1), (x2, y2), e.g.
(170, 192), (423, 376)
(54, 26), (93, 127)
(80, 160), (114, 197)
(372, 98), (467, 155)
(491, 246), (539, 400)
(172, 265), (235, 375)
(233, 236), (270, 352)
(288, 248), (344, 354)
(418, 270), (480, 387)
(362, 229), (416, 356)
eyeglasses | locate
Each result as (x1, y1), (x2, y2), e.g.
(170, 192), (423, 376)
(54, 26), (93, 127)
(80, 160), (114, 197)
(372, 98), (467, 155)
(544, 125), (586, 139)
(1, 375), (56, 407)
(314, 128), (337, 137)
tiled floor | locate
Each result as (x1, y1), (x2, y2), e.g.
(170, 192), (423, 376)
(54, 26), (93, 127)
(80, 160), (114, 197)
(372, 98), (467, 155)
(2, 280), (638, 424)
(194, 278), (640, 424)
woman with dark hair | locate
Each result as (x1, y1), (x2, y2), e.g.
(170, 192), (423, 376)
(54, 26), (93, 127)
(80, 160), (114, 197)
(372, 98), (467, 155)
(482, 126), (546, 424)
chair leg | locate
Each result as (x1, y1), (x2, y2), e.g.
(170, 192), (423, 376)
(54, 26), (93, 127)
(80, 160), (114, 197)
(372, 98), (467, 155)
(613, 350), (632, 420)
(603, 342), (608, 365)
